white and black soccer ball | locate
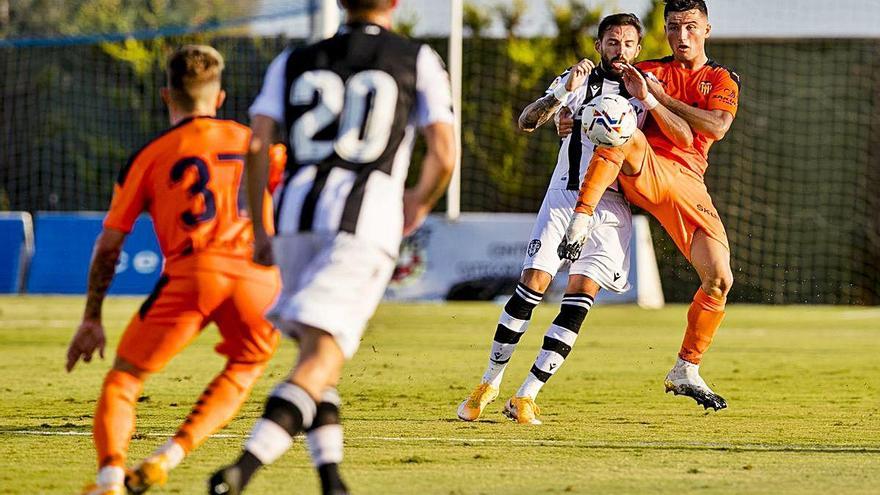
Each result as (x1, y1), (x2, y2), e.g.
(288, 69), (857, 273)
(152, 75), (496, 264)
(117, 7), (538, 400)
(581, 94), (638, 147)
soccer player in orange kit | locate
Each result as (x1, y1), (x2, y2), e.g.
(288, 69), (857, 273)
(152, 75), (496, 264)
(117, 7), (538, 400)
(65, 45), (284, 494)
(558, 0), (740, 411)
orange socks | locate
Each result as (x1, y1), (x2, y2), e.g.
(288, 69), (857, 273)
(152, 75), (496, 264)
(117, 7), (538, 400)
(94, 370), (143, 468)
(575, 147), (625, 214)
(679, 288), (727, 364)
(173, 361), (265, 452)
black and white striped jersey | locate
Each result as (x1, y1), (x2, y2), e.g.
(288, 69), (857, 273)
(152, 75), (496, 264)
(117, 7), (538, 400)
(250, 22), (454, 255)
(544, 65), (647, 192)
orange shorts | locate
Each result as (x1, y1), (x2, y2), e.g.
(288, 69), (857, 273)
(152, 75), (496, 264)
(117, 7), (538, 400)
(616, 147), (729, 260)
(116, 256), (281, 373)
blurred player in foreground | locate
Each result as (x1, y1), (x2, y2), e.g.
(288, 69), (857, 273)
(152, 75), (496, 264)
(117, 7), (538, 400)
(66, 45), (285, 494)
(559, 0), (740, 410)
(208, 0), (455, 493)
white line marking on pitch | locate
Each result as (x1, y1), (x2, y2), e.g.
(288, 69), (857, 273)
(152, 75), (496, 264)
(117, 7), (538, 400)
(4, 430), (878, 453)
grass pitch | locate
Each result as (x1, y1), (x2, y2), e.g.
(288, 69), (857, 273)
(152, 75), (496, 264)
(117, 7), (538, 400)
(0, 296), (878, 494)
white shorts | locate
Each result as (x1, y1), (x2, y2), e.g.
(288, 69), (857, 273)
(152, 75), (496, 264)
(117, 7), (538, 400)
(522, 189), (633, 293)
(269, 232), (396, 359)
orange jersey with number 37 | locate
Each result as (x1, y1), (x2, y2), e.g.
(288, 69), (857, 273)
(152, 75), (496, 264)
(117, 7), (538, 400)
(637, 57), (740, 176)
(104, 116), (285, 267)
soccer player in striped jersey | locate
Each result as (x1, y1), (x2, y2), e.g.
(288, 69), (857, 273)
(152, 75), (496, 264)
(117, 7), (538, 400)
(559, 0), (739, 410)
(209, 0), (455, 493)
(457, 13), (693, 425)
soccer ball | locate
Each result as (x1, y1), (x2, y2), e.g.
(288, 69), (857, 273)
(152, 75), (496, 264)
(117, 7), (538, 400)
(582, 94), (637, 147)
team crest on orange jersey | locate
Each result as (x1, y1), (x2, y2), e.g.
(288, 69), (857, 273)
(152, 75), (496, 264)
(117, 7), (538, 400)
(699, 81), (713, 95)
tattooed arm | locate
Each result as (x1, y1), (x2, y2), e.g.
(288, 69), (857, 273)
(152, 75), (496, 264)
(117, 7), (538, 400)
(518, 93), (567, 133)
(66, 228), (126, 371)
(518, 58), (595, 133)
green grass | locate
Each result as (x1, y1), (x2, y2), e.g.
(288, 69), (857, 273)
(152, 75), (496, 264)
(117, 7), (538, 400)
(0, 296), (879, 494)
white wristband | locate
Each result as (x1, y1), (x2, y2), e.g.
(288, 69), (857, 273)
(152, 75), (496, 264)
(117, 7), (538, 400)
(552, 83), (571, 102)
(641, 93), (659, 111)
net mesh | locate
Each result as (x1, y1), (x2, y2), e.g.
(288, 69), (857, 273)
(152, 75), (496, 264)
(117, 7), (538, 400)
(1, 3), (879, 303)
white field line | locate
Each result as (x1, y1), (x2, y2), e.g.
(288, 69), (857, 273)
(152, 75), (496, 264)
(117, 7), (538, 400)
(3, 430), (879, 453)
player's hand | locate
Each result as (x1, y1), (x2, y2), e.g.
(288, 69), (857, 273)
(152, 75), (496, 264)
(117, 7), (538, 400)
(556, 107), (574, 137)
(403, 189), (430, 237)
(620, 64), (648, 101)
(565, 58), (595, 92)
(557, 212), (597, 261)
(644, 71), (666, 101)
(253, 231), (275, 267)
(66, 319), (106, 372)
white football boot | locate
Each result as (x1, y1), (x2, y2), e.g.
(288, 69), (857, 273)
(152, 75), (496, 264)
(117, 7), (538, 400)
(664, 357), (728, 411)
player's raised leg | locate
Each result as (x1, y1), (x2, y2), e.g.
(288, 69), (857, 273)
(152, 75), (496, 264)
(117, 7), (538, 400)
(457, 269), (550, 421)
(665, 230), (733, 410)
(504, 275), (599, 424)
(558, 133), (647, 260)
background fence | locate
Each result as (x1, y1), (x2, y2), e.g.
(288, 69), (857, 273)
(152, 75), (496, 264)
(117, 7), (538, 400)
(2, 6), (878, 304)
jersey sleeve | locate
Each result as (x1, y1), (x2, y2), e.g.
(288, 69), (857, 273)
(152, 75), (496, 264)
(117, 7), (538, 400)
(103, 153), (151, 233)
(249, 48), (292, 124)
(544, 68), (571, 96)
(708, 69), (740, 117)
(414, 45), (455, 128)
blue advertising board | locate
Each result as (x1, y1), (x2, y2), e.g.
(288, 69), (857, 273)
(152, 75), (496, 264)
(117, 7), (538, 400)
(0, 212), (33, 293)
(26, 213), (163, 294)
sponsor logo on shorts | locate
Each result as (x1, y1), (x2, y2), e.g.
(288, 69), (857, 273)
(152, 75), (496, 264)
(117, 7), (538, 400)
(696, 203), (719, 219)
(527, 239), (542, 257)
(614, 272), (621, 282)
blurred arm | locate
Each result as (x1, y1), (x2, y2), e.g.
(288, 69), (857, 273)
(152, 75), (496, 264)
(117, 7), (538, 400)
(403, 122), (456, 236)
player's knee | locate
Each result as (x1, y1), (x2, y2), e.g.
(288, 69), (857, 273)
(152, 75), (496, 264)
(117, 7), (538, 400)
(703, 270), (733, 298)
(519, 269), (551, 294)
(112, 357), (150, 381)
(308, 388), (342, 431)
(594, 145), (626, 165)
(223, 360), (267, 390)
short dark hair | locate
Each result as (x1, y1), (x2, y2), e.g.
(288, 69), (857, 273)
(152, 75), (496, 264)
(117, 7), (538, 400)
(340, 0), (393, 11)
(664, 0), (708, 19)
(597, 13), (644, 41)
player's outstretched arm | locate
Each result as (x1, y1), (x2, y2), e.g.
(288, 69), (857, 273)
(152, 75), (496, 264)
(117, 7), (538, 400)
(246, 115), (278, 266)
(403, 122), (455, 236)
(67, 228), (126, 371)
(660, 96), (734, 141)
(519, 59), (594, 132)
(622, 64), (693, 149)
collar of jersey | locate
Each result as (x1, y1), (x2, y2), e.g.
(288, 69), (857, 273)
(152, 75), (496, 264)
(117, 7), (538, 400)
(339, 21), (386, 35)
(172, 115), (217, 129)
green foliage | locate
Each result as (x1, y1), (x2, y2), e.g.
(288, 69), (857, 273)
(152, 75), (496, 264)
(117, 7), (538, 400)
(1, 0), (253, 38)
(462, 2), (491, 37)
(458, 0), (668, 210)
(393, 7), (419, 38)
(640, 0), (669, 60)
